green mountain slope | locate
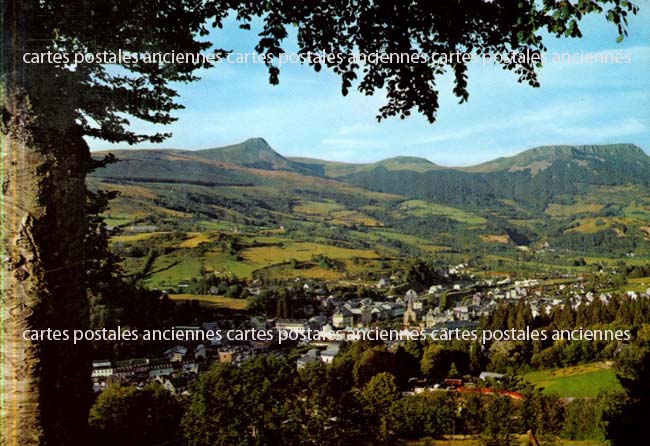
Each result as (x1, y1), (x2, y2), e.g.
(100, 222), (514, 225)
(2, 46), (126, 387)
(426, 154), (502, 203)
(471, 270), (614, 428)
(91, 150), (255, 185)
(287, 157), (359, 177)
(90, 146), (405, 233)
(340, 144), (650, 253)
(464, 144), (649, 173)
(288, 155), (440, 177)
(91, 141), (650, 256)
(192, 137), (312, 174)
(344, 144), (650, 210)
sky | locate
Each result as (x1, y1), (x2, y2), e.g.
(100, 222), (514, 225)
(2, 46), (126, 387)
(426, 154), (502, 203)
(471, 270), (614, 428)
(88, 2), (650, 166)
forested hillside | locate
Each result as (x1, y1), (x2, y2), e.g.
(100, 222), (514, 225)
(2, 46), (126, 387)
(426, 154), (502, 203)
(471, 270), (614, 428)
(91, 141), (650, 256)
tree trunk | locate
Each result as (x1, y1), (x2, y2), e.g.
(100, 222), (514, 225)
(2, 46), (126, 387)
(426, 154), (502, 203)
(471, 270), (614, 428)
(2, 90), (91, 445)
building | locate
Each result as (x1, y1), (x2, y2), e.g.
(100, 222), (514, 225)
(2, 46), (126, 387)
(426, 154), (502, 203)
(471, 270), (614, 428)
(479, 372), (506, 381)
(360, 306), (373, 326)
(297, 349), (322, 369)
(423, 309), (436, 329)
(403, 290), (419, 327)
(218, 350), (235, 363)
(164, 345), (189, 362)
(276, 319), (310, 335)
(91, 360), (113, 380)
(332, 308), (354, 329)
(320, 345), (340, 364)
(377, 277), (391, 288)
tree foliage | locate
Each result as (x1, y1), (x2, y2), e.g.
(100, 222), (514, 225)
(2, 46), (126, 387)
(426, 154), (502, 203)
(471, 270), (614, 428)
(88, 383), (183, 446)
(6, 0), (638, 138)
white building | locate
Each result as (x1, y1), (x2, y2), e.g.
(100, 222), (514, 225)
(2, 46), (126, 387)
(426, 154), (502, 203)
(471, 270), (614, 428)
(276, 319), (310, 335)
(91, 360), (113, 380)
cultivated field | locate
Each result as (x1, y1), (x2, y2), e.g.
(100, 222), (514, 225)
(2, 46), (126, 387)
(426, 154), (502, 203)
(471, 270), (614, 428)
(168, 294), (251, 310)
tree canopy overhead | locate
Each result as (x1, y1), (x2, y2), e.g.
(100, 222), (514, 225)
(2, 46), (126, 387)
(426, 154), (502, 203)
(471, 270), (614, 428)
(5, 0), (638, 140)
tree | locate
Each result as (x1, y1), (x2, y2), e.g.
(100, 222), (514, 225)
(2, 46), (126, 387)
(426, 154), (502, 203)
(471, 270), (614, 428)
(606, 344), (650, 445)
(388, 392), (456, 439)
(362, 372), (400, 413)
(88, 383), (183, 446)
(520, 389), (564, 441)
(489, 341), (527, 373)
(448, 362), (460, 379)
(298, 362), (373, 446)
(421, 343), (448, 381)
(183, 355), (301, 446)
(226, 283), (242, 299)
(3, 1), (215, 442)
(469, 341), (485, 375)
(394, 345), (422, 386)
(562, 397), (607, 441)
(360, 372), (400, 444)
(353, 347), (398, 387)
(481, 395), (516, 446)
(462, 393), (486, 436)
(2, 1), (637, 443)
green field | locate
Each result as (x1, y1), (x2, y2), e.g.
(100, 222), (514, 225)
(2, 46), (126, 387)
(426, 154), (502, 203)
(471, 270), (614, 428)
(137, 236), (382, 288)
(617, 277), (650, 293)
(397, 200), (486, 225)
(113, 232), (169, 243)
(168, 294), (251, 310)
(293, 200), (345, 215)
(546, 202), (604, 217)
(373, 230), (450, 253)
(523, 362), (622, 398)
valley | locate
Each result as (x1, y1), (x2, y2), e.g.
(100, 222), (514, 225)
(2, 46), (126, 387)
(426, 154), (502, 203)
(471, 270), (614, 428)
(86, 139), (650, 446)
(90, 138), (650, 288)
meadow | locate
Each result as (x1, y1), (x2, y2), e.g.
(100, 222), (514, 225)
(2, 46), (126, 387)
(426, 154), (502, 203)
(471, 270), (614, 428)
(523, 362), (622, 398)
(168, 293), (251, 310)
(128, 232), (384, 289)
(397, 200), (486, 225)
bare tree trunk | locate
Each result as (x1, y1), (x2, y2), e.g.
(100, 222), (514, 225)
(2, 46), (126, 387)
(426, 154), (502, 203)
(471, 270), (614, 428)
(2, 90), (91, 445)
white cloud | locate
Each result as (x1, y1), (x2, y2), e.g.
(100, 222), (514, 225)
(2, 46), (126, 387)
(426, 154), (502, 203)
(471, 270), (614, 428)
(553, 118), (647, 139)
(320, 137), (383, 148)
(335, 124), (376, 135)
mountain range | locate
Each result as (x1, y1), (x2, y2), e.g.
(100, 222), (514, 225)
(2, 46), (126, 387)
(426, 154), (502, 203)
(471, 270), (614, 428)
(91, 138), (650, 255)
(95, 137), (650, 178)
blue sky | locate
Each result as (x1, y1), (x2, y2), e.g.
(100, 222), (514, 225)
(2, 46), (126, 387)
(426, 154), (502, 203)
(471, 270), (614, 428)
(89, 2), (650, 166)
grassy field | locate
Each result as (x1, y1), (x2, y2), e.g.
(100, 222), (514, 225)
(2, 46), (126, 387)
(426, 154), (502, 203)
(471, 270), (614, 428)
(179, 232), (212, 248)
(291, 200), (381, 227)
(481, 234), (511, 244)
(141, 238), (381, 288)
(257, 263), (345, 280)
(112, 232), (168, 243)
(241, 241), (376, 265)
(523, 362), (622, 398)
(373, 230), (450, 253)
(293, 200), (344, 215)
(623, 202), (650, 221)
(147, 252), (257, 287)
(329, 209), (381, 227)
(545, 202), (604, 217)
(118, 222), (645, 289)
(565, 217), (615, 234)
(397, 200), (486, 225)
(168, 294), (251, 310)
(618, 276), (650, 293)
(583, 255), (650, 266)
(484, 254), (581, 272)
